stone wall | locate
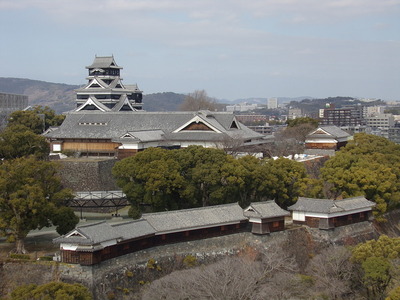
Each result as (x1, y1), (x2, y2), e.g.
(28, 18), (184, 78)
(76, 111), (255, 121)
(57, 158), (119, 192)
(0, 261), (60, 296)
(58, 221), (379, 300)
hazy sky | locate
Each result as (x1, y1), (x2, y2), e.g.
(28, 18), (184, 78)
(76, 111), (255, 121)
(1, 0), (399, 101)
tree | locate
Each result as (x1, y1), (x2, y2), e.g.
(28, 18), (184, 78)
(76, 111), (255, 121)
(318, 133), (400, 218)
(387, 286), (400, 300)
(264, 158), (308, 208)
(362, 257), (392, 300)
(113, 147), (188, 212)
(10, 281), (92, 300)
(306, 246), (355, 299)
(7, 110), (44, 134)
(7, 105), (65, 134)
(286, 117), (319, 128)
(0, 156), (75, 253)
(0, 124), (50, 160)
(143, 242), (299, 300)
(179, 90), (219, 111)
(176, 146), (231, 207)
(52, 206), (79, 235)
(352, 235), (400, 299)
(142, 257), (265, 300)
(32, 105), (66, 130)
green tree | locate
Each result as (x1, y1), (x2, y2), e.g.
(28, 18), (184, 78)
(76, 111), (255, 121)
(10, 281), (92, 300)
(7, 105), (65, 134)
(173, 146), (230, 207)
(0, 124), (50, 160)
(7, 110), (44, 134)
(387, 286), (400, 300)
(352, 235), (400, 300)
(362, 257), (392, 300)
(320, 136), (400, 219)
(113, 147), (187, 212)
(32, 105), (66, 130)
(0, 156), (75, 253)
(265, 158), (308, 208)
(52, 206), (79, 235)
(286, 117), (319, 128)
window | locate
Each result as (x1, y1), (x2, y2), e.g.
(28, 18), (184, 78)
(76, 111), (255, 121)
(53, 144), (61, 152)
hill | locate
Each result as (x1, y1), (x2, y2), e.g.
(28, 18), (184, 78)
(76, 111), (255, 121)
(287, 96), (386, 118)
(0, 77), (187, 113)
(0, 77), (79, 113)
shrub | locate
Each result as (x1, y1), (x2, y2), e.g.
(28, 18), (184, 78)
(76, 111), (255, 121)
(125, 270), (134, 278)
(9, 253), (30, 260)
(38, 256), (53, 261)
(146, 258), (157, 269)
(183, 255), (197, 267)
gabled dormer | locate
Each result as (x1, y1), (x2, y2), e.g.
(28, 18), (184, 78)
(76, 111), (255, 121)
(230, 119), (239, 130)
(76, 97), (111, 112)
(86, 78), (107, 89)
(173, 115), (222, 133)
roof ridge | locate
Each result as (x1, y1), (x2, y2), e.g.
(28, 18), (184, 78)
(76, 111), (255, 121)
(142, 202), (241, 217)
(77, 220), (107, 229)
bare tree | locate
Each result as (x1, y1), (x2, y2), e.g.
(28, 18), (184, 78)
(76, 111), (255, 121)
(215, 133), (245, 157)
(306, 246), (355, 299)
(142, 242), (300, 300)
(142, 257), (265, 300)
(179, 90), (219, 111)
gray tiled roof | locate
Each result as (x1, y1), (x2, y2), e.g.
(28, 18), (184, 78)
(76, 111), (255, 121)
(86, 56), (122, 69)
(111, 220), (156, 240)
(54, 219), (156, 246)
(43, 111), (265, 142)
(307, 126), (351, 139)
(287, 196), (375, 214)
(53, 221), (120, 245)
(244, 200), (290, 219)
(142, 203), (248, 234)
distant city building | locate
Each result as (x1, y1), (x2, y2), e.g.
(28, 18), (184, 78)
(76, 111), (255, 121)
(226, 102), (258, 112)
(235, 114), (267, 125)
(388, 127), (400, 144)
(340, 125), (371, 135)
(288, 108), (302, 120)
(0, 92), (29, 128)
(320, 105), (365, 127)
(366, 106), (385, 116)
(267, 97), (278, 109)
(366, 114), (394, 129)
(247, 125), (273, 135)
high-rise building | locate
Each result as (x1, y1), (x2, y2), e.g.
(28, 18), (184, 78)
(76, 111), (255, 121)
(267, 97), (278, 109)
(0, 92), (29, 128)
(320, 106), (365, 127)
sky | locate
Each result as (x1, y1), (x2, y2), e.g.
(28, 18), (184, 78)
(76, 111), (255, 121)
(1, 0), (400, 101)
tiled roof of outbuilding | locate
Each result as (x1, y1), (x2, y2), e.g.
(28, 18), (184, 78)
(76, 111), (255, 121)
(287, 196), (375, 214)
(307, 126), (351, 139)
(244, 200), (290, 219)
(142, 203), (247, 234)
(54, 219), (156, 246)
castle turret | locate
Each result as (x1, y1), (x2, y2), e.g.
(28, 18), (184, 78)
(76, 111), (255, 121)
(75, 56), (143, 112)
